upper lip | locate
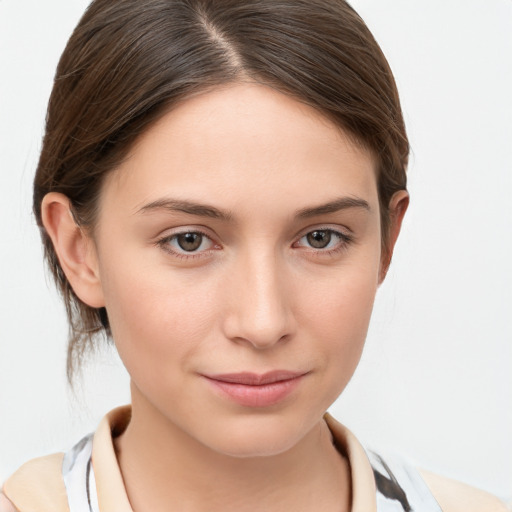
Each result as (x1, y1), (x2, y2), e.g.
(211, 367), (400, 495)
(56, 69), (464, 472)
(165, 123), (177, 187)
(204, 370), (307, 386)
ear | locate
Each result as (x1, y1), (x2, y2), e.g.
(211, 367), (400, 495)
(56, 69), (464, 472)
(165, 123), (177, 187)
(41, 192), (105, 308)
(379, 189), (409, 284)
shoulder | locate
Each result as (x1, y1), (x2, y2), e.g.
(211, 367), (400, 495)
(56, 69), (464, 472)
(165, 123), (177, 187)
(366, 449), (508, 512)
(0, 493), (18, 512)
(2, 453), (69, 512)
(421, 470), (509, 512)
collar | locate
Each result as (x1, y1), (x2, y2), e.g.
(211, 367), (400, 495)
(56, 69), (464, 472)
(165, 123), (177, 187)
(92, 406), (377, 512)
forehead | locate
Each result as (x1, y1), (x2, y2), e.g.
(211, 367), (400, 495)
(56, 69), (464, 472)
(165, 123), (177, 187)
(102, 83), (378, 216)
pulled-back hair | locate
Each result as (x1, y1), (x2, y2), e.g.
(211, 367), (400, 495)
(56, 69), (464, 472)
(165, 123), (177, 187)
(33, 0), (409, 380)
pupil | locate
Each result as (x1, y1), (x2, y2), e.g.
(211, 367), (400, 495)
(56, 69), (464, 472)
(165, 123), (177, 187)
(307, 230), (331, 249)
(177, 233), (202, 251)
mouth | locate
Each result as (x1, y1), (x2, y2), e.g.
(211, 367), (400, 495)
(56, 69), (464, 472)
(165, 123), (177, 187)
(202, 370), (308, 407)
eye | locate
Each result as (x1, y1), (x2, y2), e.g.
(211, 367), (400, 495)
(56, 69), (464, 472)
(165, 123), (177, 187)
(175, 232), (205, 252)
(295, 228), (351, 251)
(306, 230), (334, 249)
(158, 230), (216, 256)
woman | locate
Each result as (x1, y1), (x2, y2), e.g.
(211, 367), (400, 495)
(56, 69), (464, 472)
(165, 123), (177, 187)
(1, 0), (508, 510)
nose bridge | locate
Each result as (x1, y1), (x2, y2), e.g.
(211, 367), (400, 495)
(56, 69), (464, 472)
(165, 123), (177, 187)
(224, 244), (293, 348)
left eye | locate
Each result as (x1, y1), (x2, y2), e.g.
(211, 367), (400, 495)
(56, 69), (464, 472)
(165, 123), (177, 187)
(162, 231), (215, 253)
(297, 229), (346, 250)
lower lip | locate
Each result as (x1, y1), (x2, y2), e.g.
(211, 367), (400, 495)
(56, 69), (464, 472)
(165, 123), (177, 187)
(205, 376), (304, 407)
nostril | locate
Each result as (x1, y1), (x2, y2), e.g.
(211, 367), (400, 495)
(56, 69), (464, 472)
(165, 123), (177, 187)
(230, 327), (291, 350)
(222, 304), (294, 349)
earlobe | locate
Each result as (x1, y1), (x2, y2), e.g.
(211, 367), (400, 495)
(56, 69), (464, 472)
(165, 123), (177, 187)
(41, 192), (105, 308)
(379, 189), (409, 284)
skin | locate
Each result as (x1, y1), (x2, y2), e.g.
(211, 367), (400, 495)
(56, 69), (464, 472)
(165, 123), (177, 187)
(42, 83), (408, 512)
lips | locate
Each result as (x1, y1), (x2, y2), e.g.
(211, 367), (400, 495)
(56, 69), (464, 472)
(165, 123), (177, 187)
(202, 370), (307, 407)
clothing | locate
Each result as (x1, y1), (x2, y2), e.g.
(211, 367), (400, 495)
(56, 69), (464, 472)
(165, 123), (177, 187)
(0, 406), (447, 511)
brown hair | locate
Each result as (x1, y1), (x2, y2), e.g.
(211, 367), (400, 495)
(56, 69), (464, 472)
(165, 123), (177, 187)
(33, 0), (409, 380)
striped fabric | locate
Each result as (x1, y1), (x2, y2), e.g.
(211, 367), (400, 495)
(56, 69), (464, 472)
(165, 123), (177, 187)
(367, 451), (442, 512)
(62, 435), (99, 512)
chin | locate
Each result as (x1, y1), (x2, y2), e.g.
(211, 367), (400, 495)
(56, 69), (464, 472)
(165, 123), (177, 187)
(199, 413), (316, 459)
(211, 434), (301, 459)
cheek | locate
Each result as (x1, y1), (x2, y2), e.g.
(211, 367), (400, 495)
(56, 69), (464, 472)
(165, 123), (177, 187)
(99, 257), (220, 381)
(300, 260), (379, 385)
(306, 276), (376, 333)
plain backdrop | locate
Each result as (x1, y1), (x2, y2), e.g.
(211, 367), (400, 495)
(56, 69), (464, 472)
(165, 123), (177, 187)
(0, 0), (511, 502)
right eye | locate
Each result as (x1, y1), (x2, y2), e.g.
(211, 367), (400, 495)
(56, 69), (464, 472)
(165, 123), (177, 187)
(157, 230), (217, 257)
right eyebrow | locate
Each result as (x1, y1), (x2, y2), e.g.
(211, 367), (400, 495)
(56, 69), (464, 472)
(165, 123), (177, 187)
(135, 198), (234, 222)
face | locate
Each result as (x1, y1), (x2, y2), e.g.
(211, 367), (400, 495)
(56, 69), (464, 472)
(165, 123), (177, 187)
(91, 83), (384, 457)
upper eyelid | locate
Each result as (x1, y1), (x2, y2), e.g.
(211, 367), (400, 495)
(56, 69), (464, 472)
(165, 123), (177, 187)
(294, 228), (350, 245)
(298, 228), (346, 238)
(294, 224), (352, 240)
(156, 225), (217, 241)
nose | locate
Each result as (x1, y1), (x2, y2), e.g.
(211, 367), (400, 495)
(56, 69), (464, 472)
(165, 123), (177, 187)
(221, 249), (295, 349)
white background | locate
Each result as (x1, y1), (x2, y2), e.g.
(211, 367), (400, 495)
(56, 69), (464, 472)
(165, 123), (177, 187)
(0, 0), (511, 502)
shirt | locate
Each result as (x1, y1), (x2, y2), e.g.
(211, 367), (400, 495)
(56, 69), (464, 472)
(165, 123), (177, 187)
(2, 406), (500, 511)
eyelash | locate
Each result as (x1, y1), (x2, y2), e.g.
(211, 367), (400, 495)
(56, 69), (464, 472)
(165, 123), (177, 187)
(156, 227), (353, 260)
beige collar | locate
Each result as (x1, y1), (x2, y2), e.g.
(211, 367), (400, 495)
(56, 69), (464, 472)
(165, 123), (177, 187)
(324, 413), (377, 512)
(92, 406), (377, 512)
(93, 406), (133, 512)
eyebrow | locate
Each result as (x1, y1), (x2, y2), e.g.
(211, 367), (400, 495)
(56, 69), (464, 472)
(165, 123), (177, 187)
(295, 196), (371, 218)
(136, 196), (370, 221)
(136, 199), (234, 221)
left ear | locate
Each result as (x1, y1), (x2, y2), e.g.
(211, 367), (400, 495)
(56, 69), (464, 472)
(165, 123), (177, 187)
(379, 189), (409, 284)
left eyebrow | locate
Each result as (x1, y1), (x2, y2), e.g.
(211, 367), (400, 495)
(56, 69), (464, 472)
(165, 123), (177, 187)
(295, 196), (371, 218)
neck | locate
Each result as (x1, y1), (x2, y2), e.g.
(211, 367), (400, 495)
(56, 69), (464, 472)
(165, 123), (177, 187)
(115, 383), (351, 512)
